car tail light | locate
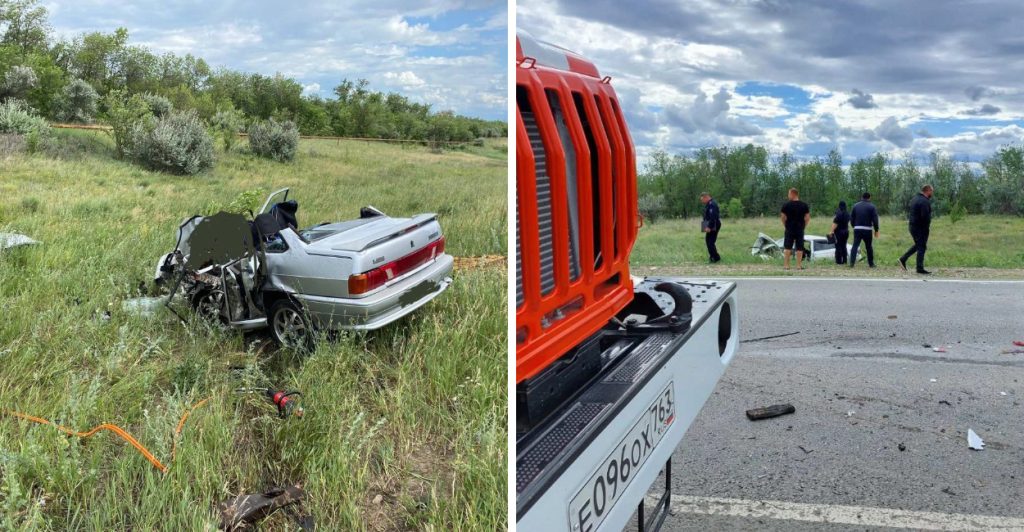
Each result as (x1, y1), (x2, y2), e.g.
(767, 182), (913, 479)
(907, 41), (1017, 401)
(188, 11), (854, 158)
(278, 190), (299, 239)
(348, 237), (446, 295)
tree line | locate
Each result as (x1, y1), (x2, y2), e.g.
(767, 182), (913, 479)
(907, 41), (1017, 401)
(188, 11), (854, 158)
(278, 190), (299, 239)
(638, 144), (1024, 222)
(0, 0), (506, 143)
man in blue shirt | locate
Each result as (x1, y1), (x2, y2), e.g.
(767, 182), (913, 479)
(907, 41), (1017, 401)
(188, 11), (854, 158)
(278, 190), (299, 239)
(701, 192), (722, 263)
(849, 192), (880, 268)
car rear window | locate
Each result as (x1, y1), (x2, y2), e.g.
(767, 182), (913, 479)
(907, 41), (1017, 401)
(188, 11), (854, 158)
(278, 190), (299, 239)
(298, 228), (337, 242)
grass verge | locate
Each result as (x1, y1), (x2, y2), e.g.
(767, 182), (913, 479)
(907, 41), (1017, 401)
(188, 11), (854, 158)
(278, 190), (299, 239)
(0, 133), (507, 530)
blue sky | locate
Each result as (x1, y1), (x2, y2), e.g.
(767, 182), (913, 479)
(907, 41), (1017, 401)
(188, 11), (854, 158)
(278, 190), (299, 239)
(42, 0), (507, 120)
(518, 0), (1024, 164)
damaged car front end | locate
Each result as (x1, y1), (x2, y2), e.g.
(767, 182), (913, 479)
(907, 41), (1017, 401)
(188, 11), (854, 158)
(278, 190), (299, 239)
(155, 188), (454, 347)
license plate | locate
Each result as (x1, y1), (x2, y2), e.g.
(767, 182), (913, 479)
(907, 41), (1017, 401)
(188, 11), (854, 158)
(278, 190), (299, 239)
(569, 381), (676, 532)
(399, 279), (437, 307)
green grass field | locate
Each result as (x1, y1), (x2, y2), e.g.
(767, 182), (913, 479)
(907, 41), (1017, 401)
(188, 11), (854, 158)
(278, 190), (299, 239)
(0, 131), (507, 530)
(632, 215), (1024, 276)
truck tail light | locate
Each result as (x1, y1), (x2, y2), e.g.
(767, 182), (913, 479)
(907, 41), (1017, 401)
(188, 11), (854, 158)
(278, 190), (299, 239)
(348, 237), (446, 295)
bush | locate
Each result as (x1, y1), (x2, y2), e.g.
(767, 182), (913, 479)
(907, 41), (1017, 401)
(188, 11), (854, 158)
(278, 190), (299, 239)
(948, 202), (967, 224)
(210, 106), (245, 152)
(55, 79), (99, 123)
(126, 109), (214, 175)
(0, 66), (38, 100)
(104, 90), (152, 158)
(142, 92), (172, 118)
(638, 193), (667, 224)
(725, 197), (745, 219)
(208, 188), (265, 215)
(248, 118), (298, 162)
(0, 99), (49, 136)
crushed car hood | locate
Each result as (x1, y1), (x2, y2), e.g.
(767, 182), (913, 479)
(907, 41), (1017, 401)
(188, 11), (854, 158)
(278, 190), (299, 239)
(306, 213), (438, 252)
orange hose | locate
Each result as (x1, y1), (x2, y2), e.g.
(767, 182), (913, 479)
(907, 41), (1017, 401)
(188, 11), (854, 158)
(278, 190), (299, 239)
(2, 396), (212, 475)
(170, 397), (211, 463)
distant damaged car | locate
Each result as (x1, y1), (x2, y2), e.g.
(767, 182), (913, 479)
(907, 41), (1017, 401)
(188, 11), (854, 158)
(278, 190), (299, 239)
(155, 188), (453, 347)
(750, 232), (852, 261)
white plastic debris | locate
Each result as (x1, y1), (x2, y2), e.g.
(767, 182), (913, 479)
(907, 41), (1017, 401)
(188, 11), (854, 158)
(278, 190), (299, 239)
(122, 296), (168, 317)
(929, 378), (937, 383)
(1000, 391), (1008, 396)
(967, 429), (985, 450)
(0, 232), (40, 251)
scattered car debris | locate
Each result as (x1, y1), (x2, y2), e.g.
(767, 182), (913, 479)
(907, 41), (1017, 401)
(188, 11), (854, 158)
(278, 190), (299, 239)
(930, 378), (937, 383)
(740, 331), (800, 343)
(939, 400), (952, 406)
(798, 445), (813, 454)
(746, 403), (796, 421)
(887, 315), (897, 320)
(898, 443), (907, 452)
(0, 232), (40, 251)
(967, 429), (985, 450)
(1014, 341), (1024, 347)
(1000, 392), (1008, 396)
(846, 410), (855, 417)
(219, 484), (305, 530)
(1001, 349), (1024, 355)
(122, 296), (169, 317)
(922, 343), (932, 348)
(235, 388), (305, 418)
(933, 346), (948, 353)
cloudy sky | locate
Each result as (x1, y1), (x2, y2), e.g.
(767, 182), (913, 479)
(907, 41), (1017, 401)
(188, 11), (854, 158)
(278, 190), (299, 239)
(518, 0), (1024, 163)
(43, 0), (506, 120)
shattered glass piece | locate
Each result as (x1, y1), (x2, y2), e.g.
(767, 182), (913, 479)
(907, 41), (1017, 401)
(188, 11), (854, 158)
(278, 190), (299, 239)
(967, 428), (985, 450)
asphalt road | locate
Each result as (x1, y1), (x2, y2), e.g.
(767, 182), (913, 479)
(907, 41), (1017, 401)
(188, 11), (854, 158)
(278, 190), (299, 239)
(640, 277), (1024, 531)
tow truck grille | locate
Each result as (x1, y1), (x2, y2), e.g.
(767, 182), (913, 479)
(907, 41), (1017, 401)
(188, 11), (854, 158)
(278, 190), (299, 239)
(521, 109), (556, 297)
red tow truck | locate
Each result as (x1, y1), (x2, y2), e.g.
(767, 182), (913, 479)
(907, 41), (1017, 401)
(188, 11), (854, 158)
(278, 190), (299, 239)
(515, 31), (740, 532)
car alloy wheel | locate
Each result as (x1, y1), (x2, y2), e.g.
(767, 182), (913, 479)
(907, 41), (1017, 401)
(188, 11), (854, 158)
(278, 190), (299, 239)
(196, 290), (225, 321)
(271, 301), (312, 350)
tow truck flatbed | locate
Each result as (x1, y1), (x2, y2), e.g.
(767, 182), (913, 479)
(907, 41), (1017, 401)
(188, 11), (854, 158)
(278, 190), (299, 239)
(517, 278), (738, 531)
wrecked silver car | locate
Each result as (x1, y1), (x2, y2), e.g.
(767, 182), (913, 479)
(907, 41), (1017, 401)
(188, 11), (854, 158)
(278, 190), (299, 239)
(750, 232), (852, 261)
(155, 188), (453, 347)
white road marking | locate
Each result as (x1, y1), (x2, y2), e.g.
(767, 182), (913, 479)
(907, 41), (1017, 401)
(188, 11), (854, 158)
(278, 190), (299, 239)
(654, 494), (1024, 531)
(704, 276), (1024, 284)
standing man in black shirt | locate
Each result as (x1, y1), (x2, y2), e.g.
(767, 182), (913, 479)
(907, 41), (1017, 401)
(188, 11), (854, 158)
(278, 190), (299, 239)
(780, 188), (810, 270)
(899, 184), (934, 274)
(849, 192), (880, 268)
(830, 200), (850, 264)
(700, 192), (722, 263)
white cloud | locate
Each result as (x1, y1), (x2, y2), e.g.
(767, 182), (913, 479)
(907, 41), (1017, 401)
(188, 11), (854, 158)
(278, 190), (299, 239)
(301, 82), (321, 97)
(383, 71), (426, 88)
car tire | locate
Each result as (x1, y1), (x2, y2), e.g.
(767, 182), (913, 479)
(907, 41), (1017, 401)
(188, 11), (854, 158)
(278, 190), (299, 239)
(191, 289), (226, 324)
(269, 299), (315, 351)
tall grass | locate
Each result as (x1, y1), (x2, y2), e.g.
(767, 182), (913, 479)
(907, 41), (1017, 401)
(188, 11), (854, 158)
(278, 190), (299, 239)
(0, 132), (507, 530)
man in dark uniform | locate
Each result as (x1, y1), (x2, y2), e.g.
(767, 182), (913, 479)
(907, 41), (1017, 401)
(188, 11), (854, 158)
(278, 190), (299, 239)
(700, 192), (722, 263)
(849, 192), (879, 268)
(780, 188), (810, 270)
(899, 184), (933, 274)
(830, 200), (850, 264)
